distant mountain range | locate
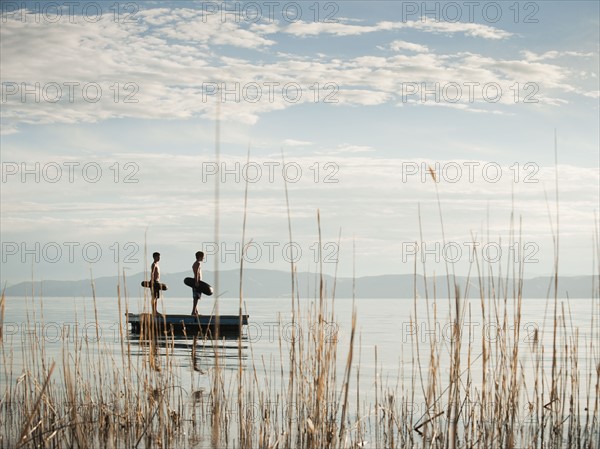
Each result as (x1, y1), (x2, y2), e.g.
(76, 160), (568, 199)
(2, 269), (598, 299)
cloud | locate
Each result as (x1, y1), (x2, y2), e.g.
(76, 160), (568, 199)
(283, 21), (377, 36)
(2, 147), (598, 278)
(521, 50), (595, 62)
(283, 139), (313, 147)
(402, 20), (512, 39)
(0, 6), (593, 133)
(156, 15), (277, 49)
(282, 19), (512, 40)
(389, 40), (429, 53)
(335, 89), (392, 105)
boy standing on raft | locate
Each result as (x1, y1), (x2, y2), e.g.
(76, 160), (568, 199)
(150, 252), (161, 315)
(191, 251), (204, 315)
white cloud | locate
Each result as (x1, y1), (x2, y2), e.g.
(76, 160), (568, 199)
(403, 20), (512, 40)
(284, 21), (381, 37)
(157, 17), (277, 49)
(283, 139), (313, 147)
(389, 40), (429, 53)
(335, 89), (392, 105)
(1, 146), (598, 278)
(0, 6), (593, 133)
(282, 19), (512, 40)
(521, 50), (595, 62)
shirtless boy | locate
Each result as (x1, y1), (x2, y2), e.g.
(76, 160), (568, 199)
(150, 252), (161, 315)
(191, 251), (204, 315)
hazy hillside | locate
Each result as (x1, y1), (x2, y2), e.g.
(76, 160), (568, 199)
(3, 269), (597, 299)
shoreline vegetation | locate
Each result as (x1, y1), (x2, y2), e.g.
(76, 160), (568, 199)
(0, 240), (598, 448)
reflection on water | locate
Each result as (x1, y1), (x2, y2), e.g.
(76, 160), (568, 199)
(126, 331), (249, 372)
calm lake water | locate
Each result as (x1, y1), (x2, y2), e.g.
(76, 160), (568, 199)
(2, 294), (598, 401)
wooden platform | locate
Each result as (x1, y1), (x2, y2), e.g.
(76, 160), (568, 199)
(127, 313), (249, 337)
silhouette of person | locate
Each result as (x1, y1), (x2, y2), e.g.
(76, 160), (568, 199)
(150, 252), (161, 315)
(191, 251), (204, 315)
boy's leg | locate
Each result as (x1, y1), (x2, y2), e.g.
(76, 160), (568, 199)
(192, 290), (201, 315)
(150, 286), (155, 314)
(152, 283), (160, 315)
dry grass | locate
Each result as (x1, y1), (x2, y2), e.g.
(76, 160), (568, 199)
(0, 288), (5, 343)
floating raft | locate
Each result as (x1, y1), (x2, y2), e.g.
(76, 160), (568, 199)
(127, 313), (249, 337)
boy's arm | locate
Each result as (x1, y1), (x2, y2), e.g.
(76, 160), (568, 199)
(193, 262), (203, 282)
(193, 261), (199, 282)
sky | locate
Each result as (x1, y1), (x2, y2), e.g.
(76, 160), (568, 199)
(1, 1), (599, 285)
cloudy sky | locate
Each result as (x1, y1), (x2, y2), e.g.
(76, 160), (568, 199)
(1, 1), (598, 285)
